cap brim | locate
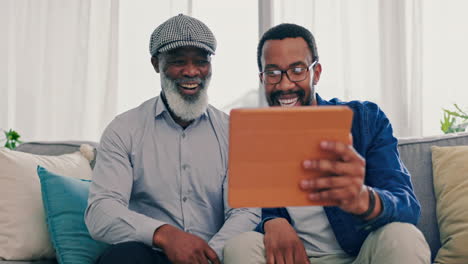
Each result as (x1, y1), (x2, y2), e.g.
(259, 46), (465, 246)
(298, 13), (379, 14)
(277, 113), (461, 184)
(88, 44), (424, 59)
(157, 40), (215, 55)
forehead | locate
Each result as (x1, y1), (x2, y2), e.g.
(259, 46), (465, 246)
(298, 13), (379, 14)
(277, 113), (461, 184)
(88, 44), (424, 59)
(261, 37), (312, 68)
(163, 46), (210, 58)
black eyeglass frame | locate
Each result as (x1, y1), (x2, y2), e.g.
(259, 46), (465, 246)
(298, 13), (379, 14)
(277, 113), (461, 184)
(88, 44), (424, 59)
(260, 60), (318, 85)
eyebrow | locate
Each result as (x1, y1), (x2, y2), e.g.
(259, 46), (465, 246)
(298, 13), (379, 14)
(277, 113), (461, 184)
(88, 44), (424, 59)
(264, 61), (307, 70)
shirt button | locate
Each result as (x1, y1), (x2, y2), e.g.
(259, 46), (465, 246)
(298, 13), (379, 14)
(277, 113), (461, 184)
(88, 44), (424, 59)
(182, 133), (186, 138)
(183, 197), (187, 202)
(182, 164), (189, 170)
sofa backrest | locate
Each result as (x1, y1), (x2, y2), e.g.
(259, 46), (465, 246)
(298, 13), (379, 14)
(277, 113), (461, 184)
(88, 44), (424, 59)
(15, 141), (99, 168)
(397, 132), (468, 259)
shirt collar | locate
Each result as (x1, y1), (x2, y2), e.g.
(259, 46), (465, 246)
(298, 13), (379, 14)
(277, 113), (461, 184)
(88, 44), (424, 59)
(154, 95), (167, 118)
(154, 92), (208, 120)
(316, 93), (332, 106)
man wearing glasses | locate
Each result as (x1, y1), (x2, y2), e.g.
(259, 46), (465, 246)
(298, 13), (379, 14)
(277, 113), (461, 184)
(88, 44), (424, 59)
(223, 23), (430, 264)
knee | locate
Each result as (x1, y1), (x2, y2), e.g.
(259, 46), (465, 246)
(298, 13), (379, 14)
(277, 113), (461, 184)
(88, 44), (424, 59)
(223, 231), (264, 261)
(372, 222), (430, 259)
(376, 222), (427, 247)
(224, 231), (263, 253)
(96, 241), (154, 264)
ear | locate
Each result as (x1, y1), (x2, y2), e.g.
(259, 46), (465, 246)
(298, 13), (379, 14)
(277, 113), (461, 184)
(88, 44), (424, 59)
(312, 63), (322, 85)
(259, 73), (264, 84)
(151, 56), (160, 73)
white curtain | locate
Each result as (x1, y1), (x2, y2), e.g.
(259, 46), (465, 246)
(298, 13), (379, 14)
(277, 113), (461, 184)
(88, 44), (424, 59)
(268, 0), (423, 137)
(0, 0), (192, 142)
(3, 0), (467, 140)
(1, 0), (119, 141)
(268, 0), (468, 137)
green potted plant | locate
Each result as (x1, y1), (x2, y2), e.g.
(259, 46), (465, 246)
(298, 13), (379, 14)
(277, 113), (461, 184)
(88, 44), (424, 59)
(1, 129), (23, 150)
(440, 104), (468, 134)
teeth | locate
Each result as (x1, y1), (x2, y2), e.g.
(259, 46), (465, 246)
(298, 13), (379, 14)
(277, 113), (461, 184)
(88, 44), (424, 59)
(180, 83), (198, 89)
(278, 97), (298, 107)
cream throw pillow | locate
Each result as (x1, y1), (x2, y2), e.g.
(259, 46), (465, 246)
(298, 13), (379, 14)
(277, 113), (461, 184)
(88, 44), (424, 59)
(0, 145), (94, 261)
(432, 145), (468, 264)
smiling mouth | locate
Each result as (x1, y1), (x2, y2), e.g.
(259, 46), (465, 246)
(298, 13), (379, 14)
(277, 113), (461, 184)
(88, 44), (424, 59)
(178, 83), (201, 95)
(277, 96), (299, 107)
(179, 83), (199, 90)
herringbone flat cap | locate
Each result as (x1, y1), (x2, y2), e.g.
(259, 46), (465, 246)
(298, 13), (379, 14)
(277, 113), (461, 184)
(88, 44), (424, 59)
(149, 14), (216, 56)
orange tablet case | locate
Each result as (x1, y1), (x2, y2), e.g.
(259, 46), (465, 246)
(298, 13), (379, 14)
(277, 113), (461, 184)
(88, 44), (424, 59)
(228, 106), (353, 208)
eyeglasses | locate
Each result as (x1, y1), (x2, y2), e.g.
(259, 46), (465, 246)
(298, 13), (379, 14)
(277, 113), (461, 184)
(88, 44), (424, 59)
(260, 61), (318, 85)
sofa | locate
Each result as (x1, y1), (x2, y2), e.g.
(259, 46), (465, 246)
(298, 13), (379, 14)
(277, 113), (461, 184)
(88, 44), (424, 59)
(2, 132), (468, 263)
(398, 132), (468, 261)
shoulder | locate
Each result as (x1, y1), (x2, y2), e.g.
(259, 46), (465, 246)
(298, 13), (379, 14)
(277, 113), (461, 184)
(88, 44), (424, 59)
(207, 104), (229, 122)
(101, 97), (157, 142)
(110, 97), (156, 128)
(115, 97), (157, 124)
(206, 104), (229, 131)
(328, 98), (382, 117)
(324, 97), (394, 150)
(328, 98), (388, 129)
(205, 105), (230, 151)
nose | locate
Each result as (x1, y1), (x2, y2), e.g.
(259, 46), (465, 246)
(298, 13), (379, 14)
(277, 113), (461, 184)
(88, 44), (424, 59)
(277, 72), (296, 91)
(182, 61), (200, 78)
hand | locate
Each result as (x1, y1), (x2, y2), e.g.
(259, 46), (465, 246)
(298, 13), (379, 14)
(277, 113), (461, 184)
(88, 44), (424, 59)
(153, 224), (220, 264)
(299, 140), (379, 217)
(263, 218), (309, 264)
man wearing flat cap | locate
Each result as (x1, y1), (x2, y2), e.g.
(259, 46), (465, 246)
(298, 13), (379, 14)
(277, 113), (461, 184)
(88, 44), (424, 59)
(85, 14), (260, 264)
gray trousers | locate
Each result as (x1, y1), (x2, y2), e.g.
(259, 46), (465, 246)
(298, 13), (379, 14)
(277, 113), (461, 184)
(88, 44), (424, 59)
(224, 222), (430, 264)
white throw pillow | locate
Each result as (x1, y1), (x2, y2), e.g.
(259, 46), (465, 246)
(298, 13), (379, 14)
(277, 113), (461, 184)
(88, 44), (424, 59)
(0, 145), (94, 261)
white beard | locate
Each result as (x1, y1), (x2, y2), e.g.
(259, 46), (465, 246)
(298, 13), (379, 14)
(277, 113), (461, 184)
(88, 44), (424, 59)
(160, 73), (210, 121)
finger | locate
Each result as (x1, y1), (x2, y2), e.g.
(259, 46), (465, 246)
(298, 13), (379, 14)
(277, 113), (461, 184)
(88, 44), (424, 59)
(266, 248), (275, 264)
(284, 249), (294, 264)
(300, 175), (361, 192)
(293, 249), (309, 264)
(196, 252), (208, 264)
(303, 158), (365, 177)
(189, 254), (204, 264)
(204, 247), (221, 264)
(319, 141), (365, 164)
(274, 252), (285, 264)
(307, 185), (362, 202)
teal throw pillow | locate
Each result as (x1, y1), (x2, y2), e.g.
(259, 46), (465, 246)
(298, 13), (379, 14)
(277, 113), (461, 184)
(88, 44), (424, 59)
(37, 166), (109, 264)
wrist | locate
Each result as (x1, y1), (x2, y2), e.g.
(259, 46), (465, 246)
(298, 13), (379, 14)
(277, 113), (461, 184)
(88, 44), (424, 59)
(356, 186), (371, 214)
(153, 224), (175, 248)
(353, 186), (375, 218)
(264, 218), (288, 233)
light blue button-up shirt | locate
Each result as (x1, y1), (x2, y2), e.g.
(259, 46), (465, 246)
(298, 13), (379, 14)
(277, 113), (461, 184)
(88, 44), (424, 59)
(85, 96), (260, 259)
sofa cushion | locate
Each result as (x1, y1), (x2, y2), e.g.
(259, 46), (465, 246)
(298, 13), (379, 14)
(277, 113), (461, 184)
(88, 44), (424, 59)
(397, 132), (468, 259)
(0, 147), (93, 261)
(37, 166), (108, 264)
(431, 145), (468, 264)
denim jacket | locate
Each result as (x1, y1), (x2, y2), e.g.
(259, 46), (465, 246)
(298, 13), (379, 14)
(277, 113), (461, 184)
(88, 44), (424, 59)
(255, 94), (420, 256)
